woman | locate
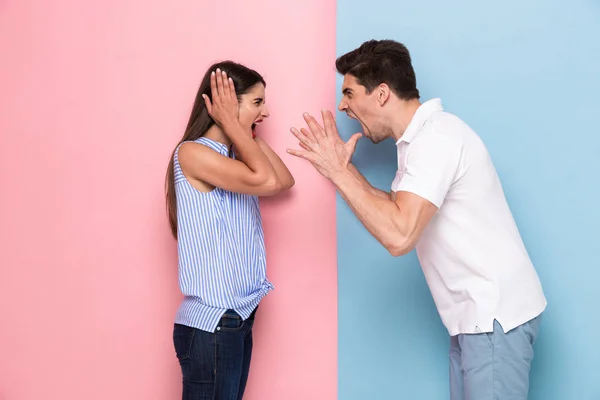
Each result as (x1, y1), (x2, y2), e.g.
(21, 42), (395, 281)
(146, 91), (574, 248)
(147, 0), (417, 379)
(165, 61), (294, 400)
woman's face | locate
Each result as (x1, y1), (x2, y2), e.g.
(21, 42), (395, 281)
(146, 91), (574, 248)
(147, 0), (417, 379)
(238, 83), (269, 133)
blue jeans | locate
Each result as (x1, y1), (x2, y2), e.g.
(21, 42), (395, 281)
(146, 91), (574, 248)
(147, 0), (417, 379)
(173, 308), (257, 400)
(449, 315), (542, 400)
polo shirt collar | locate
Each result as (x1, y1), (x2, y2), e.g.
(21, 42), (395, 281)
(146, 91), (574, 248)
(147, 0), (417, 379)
(396, 98), (444, 145)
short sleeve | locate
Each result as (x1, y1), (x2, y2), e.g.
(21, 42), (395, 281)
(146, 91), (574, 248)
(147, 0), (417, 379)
(392, 133), (462, 208)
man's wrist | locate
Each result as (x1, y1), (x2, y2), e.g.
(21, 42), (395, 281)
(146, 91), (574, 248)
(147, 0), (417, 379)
(330, 166), (355, 188)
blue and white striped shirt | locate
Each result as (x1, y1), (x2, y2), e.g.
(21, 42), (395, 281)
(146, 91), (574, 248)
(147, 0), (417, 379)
(173, 137), (274, 333)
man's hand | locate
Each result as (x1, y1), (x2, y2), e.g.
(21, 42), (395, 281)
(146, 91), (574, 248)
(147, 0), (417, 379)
(202, 69), (240, 130)
(287, 109), (362, 180)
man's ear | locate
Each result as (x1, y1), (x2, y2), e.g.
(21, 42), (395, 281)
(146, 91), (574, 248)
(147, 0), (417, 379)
(377, 83), (391, 106)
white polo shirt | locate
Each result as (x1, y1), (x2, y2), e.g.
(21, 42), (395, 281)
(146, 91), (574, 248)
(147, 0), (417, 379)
(391, 98), (546, 336)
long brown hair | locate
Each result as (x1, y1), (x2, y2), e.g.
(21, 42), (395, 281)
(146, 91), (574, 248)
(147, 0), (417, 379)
(165, 61), (266, 238)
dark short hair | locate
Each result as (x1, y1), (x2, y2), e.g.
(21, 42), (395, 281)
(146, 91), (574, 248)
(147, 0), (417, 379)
(336, 39), (420, 100)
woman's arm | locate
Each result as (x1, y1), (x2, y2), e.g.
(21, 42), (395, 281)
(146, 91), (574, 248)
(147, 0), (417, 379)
(254, 137), (295, 190)
(178, 69), (282, 196)
(178, 141), (282, 196)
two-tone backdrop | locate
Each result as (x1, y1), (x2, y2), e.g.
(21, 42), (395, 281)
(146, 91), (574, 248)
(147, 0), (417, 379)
(1, 0), (598, 399)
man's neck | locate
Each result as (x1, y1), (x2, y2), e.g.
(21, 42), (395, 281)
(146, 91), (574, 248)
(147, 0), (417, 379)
(389, 98), (422, 142)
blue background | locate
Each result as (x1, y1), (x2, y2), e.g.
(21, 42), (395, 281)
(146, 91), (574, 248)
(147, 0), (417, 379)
(336, 0), (600, 398)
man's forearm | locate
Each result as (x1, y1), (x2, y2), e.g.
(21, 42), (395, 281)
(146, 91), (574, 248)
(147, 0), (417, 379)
(348, 163), (390, 200)
(331, 168), (409, 254)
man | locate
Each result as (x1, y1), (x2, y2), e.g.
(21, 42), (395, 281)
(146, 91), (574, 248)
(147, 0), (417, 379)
(287, 39), (546, 399)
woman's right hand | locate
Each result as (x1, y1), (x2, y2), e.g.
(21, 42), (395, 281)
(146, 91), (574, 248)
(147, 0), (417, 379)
(202, 69), (240, 129)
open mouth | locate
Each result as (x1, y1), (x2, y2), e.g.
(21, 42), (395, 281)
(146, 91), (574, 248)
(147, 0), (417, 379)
(251, 119), (263, 130)
(346, 113), (369, 137)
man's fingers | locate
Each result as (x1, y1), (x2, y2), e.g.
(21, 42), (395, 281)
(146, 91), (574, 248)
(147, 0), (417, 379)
(300, 127), (317, 143)
(346, 132), (363, 155)
(322, 109), (335, 136)
(303, 113), (326, 139)
(286, 148), (316, 163)
(299, 142), (311, 151)
(290, 127), (313, 148)
(304, 113), (327, 143)
(291, 126), (318, 149)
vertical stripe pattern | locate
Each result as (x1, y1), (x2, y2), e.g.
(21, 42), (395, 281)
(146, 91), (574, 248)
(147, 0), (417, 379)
(173, 137), (274, 333)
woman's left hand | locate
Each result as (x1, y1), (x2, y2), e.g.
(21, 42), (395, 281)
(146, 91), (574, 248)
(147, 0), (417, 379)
(202, 69), (239, 129)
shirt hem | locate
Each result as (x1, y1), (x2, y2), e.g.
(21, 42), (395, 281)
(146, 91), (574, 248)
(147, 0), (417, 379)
(446, 300), (547, 336)
(175, 284), (273, 333)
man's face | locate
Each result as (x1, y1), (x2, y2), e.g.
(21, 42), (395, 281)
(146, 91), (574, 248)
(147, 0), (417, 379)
(337, 74), (388, 144)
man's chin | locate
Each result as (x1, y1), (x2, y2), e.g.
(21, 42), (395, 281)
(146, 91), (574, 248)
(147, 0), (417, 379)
(362, 130), (376, 144)
(365, 133), (384, 144)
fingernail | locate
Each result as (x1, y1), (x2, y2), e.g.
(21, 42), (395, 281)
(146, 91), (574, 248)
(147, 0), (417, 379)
(303, 113), (308, 117)
(211, 71), (215, 75)
(216, 68), (221, 73)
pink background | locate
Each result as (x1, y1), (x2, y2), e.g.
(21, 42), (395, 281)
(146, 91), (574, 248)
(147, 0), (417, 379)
(0, 1), (337, 399)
